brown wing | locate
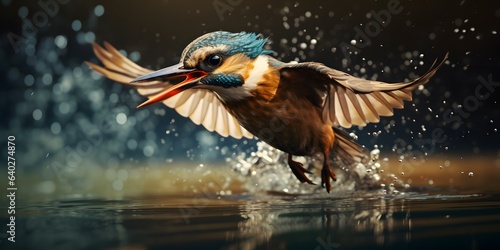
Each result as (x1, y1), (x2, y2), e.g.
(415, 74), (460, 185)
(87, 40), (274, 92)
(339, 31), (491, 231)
(85, 42), (253, 139)
(279, 53), (448, 128)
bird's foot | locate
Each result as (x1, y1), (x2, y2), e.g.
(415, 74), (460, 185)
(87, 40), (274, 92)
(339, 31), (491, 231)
(321, 164), (337, 193)
(287, 158), (315, 185)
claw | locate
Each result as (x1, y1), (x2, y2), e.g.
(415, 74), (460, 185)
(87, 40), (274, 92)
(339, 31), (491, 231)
(321, 164), (336, 193)
(288, 155), (315, 184)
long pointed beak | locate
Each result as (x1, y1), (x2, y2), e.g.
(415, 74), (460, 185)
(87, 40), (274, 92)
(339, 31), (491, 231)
(131, 63), (207, 108)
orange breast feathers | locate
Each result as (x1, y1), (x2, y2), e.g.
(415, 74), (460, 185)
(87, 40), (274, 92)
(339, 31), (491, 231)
(213, 54), (280, 101)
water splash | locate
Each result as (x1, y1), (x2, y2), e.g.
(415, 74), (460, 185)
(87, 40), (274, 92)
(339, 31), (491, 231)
(227, 141), (398, 195)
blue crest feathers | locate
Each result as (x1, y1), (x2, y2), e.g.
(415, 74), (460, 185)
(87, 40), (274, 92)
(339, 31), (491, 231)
(181, 31), (273, 61)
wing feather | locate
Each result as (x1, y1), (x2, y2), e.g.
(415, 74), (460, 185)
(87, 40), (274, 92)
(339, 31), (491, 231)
(371, 92), (394, 116)
(335, 86), (352, 125)
(334, 91), (350, 127)
(173, 91), (194, 110)
(345, 89), (366, 125)
(383, 91), (404, 108)
(102, 42), (151, 75)
(175, 91), (200, 117)
(137, 87), (165, 97)
(202, 96), (218, 132)
(280, 53), (447, 128)
(242, 127), (253, 139)
(358, 94), (379, 123)
(227, 115), (243, 139)
(215, 104), (230, 137)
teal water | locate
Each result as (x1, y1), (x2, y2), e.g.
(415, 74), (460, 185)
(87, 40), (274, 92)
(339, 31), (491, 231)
(4, 190), (500, 250)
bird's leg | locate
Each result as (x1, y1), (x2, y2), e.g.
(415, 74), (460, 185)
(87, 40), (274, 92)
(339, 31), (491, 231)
(321, 147), (337, 193)
(287, 154), (315, 184)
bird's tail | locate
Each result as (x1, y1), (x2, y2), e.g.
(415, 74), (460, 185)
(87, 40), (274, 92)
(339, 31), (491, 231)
(330, 127), (370, 167)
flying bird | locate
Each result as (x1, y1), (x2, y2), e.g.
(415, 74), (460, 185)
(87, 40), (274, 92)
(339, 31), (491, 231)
(86, 31), (447, 192)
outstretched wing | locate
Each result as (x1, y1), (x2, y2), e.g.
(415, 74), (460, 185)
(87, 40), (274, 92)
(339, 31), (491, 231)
(279, 54), (448, 128)
(85, 42), (253, 139)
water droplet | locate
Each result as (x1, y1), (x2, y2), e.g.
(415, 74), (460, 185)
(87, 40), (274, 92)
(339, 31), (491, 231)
(58, 102), (71, 114)
(349, 132), (358, 140)
(121, 48), (137, 61)
(50, 122), (61, 134)
(143, 145), (154, 157)
(72, 20), (82, 31)
(24, 74), (34, 86)
(116, 113), (127, 125)
(54, 35), (67, 49)
(32, 109), (42, 120)
(42, 73), (53, 85)
(84, 31), (96, 42)
(370, 149), (380, 160)
(468, 172), (474, 177)
(94, 5), (105, 17)
(18, 6), (28, 18)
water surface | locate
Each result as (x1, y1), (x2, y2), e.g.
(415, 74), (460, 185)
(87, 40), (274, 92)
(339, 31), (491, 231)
(5, 185), (500, 250)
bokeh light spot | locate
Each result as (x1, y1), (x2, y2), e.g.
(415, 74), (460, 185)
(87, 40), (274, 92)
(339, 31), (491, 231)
(33, 109), (43, 120)
(116, 113), (127, 125)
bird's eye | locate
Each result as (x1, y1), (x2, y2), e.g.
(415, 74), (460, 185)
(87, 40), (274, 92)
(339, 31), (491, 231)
(207, 54), (222, 67)
(199, 54), (224, 72)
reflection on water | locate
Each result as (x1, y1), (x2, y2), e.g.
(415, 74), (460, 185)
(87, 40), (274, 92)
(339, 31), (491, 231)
(5, 153), (500, 250)
(7, 191), (500, 250)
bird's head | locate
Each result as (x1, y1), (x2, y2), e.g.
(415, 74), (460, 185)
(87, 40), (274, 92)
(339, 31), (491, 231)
(133, 31), (277, 108)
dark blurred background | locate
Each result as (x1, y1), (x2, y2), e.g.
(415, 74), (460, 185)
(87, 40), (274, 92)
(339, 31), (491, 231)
(1, 0), (499, 177)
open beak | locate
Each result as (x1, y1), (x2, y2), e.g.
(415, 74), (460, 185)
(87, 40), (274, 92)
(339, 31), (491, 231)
(131, 62), (207, 108)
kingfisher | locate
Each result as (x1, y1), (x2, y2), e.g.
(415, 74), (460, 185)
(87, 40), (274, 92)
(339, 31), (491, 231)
(86, 31), (447, 192)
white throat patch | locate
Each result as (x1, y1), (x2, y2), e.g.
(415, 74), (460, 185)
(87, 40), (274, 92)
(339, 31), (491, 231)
(244, 55), (269, 91)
